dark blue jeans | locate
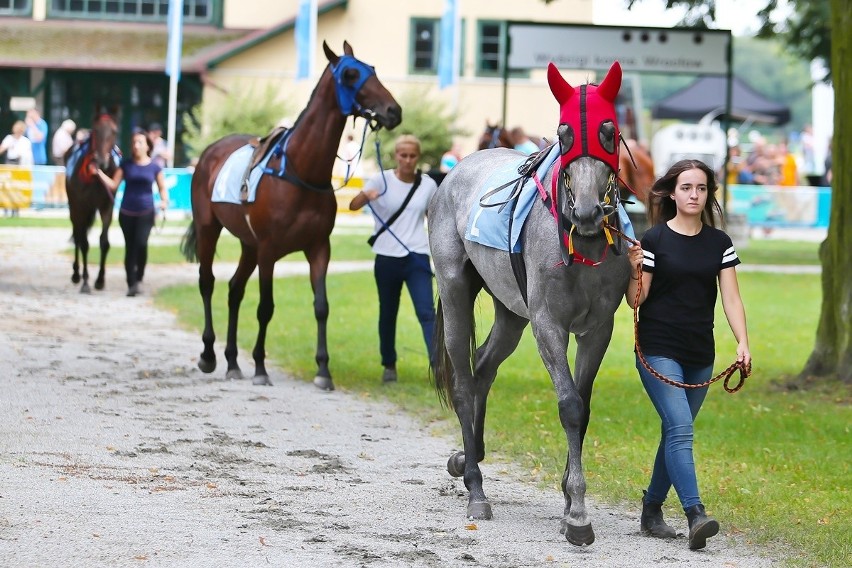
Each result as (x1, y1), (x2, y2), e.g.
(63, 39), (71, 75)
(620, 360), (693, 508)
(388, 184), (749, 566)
(118, 210), (155, 287)
(636, 354), (713, 510)
(374, 253), (435, 367)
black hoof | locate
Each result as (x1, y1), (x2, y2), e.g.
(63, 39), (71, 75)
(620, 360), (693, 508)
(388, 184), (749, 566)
(80, 283), (91, 294)
(252, 374), (272, 386)
(198, 355), (216, 374)
(94, 280), (105, 291)
(447, 452), (465, 478)
(313, 376), (334, 390)
(467, 501), (492, 520)
(226, 368), (244, 381)
(561, 521), (595, 546)
(71, 274), (81, 284)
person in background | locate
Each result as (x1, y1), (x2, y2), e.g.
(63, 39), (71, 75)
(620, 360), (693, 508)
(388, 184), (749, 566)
(626, 159), (750, 551)
(95, 129), (168, 297)
(148, 123), (170, 168)
(439, 142), (463, 173)
(0, 120), (34, 217)
(348, 134), (438, 383)
(511, 126), (540, 155)
(25, 108), (49, 165)
(52, 119), (77, 166)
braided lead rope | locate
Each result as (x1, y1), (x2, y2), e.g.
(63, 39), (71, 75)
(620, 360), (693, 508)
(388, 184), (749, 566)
(605, 223), (752, 393)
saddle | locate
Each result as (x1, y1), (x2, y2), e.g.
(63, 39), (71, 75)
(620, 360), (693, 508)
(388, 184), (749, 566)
(240, 126), (289, 201)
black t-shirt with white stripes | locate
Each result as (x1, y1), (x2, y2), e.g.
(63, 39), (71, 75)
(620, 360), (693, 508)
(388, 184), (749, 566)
(638, 222), (741, 366)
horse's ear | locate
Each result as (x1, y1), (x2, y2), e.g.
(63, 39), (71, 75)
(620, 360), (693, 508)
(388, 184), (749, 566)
(597, 61), (622, 102)
(323, 41), (339, 65)
(547, 63), (575, 105)
(342, 40), (353, 56)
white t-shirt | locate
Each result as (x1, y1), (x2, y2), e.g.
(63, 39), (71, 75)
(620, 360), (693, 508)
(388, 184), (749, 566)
(364, 169), (438, 257)
(1, 135), (33, 165)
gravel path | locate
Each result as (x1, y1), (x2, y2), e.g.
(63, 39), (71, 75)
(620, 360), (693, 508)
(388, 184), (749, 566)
(0, 227), (780, 567)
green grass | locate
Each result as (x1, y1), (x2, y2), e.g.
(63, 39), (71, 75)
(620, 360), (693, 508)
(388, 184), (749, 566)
(157, 262), (850, 568)
(738, 239), (822, 266)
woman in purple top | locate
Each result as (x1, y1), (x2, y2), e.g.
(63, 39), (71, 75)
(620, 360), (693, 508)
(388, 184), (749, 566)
(97, 130), (168, 296)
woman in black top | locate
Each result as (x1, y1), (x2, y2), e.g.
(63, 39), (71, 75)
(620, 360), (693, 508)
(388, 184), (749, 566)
(626, 159), (751, 550)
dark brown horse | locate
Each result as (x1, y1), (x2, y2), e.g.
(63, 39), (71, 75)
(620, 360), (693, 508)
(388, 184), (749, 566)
(66, 114), (120, 293)
(180, 41), (401, 389)
(618, 138), (654, 204)
(477, 123), (514, 150)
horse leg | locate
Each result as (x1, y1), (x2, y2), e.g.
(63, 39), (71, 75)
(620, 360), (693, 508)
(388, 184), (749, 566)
(305, 245), (333, 391)
(78, 229), (91, 294)
(223, 242), (257, 381)
(249, 255), (275, 386)
(196, 222), (223, 373)
(469, 299), (528, 462)
(94, 206), (112, 290)
(530, 320), (595, 546)
(71, 236), (81, 285)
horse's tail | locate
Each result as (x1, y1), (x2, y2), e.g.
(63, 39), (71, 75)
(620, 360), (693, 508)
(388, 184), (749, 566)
(431, 298), (476, 411)
(180, 220), (198, 263)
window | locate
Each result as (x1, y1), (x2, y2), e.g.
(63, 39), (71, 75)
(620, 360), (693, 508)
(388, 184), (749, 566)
(49, 0), (214, 24)
(411, 18), (440, 75)
(477, 20), (528, 78)
(0, 0), (31, 17)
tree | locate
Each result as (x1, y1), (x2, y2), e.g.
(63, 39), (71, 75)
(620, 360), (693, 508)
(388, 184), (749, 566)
(182, 85), (294, 161)
(627, 0), (849, 383)
(364, 89), (469, 172)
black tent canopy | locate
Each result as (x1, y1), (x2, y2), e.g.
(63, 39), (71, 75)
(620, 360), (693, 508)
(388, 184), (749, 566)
(651, 75), (791, 126)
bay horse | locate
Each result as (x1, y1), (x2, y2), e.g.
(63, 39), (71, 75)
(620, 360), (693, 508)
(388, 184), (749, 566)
(429, 61), (630, 545)
(180, 41), (401, 389)
(618, 138), (654, 204)
(477, 123), (514, 150)
(66, 114), (120, 294)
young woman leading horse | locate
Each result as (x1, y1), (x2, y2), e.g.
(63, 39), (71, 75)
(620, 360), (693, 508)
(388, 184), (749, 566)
(429, 61), (630, 546)
(181, 41), (401, 390)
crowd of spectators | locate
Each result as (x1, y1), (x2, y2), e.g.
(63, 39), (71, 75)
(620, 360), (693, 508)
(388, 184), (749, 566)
(725, 129), (832, 188)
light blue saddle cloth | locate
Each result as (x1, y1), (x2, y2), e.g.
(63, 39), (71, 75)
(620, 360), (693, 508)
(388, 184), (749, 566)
(464, 144), (634, 252)
(212, 144), (273, 204)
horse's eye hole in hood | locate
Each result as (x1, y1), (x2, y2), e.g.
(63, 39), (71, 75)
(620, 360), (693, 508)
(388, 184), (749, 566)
(558, 123), (574, 155)
(599, 120), (616, 154)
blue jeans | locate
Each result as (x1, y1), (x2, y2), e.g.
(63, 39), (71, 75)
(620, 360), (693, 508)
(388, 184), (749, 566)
(636, 354), (713, 510)
(374, 253), (435, 367)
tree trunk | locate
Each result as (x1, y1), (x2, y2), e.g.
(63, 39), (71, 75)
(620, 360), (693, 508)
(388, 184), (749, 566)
(800, 0), (852, 383)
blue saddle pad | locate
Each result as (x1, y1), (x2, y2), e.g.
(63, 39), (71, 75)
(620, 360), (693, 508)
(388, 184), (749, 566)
(465, 145), (560, 252)
(212, 144), (273, 204)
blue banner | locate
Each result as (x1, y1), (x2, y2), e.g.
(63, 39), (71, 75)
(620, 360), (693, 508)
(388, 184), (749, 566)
(166, 0), (184, 81)
(438, 0), (459, 89)
(295, 0), (317, 80)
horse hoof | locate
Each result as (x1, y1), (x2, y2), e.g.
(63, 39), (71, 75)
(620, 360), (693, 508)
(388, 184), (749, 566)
(80, 284), (91, 294)
(252, 374), (272, 386)
(447, 452), (465, 477)
(561, 521), (595, 546)
(312, 376), (335, 391)
(94, 281), (105, 291)
(71, 274), (80, 284)
(226, 369), (244, 381)
(197, 356), (216, 374)
(467, 501), (493, 520)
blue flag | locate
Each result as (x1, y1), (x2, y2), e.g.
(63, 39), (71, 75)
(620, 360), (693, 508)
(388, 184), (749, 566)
(295, 0), (317, 80)
(166, 0), (184, 81)
(438, 0), (460, 89)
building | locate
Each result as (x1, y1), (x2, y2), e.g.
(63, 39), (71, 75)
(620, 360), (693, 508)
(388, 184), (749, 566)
(1, 0), (595, 165)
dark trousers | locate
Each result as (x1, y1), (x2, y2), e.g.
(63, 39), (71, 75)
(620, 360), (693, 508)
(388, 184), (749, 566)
(374, 253), (435, 367)
(118, 211), (155, 287)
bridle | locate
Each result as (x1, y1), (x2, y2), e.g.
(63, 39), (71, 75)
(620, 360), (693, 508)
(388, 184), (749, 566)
(605, 222), (752, 392)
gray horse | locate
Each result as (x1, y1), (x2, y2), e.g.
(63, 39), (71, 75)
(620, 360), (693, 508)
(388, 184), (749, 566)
(429, 61), (630, 546)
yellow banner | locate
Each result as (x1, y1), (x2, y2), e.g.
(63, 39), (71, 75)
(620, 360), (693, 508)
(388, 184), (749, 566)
(0, 166), (33, 209)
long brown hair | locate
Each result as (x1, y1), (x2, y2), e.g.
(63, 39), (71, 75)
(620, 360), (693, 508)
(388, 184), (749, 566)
(647, 159), (723, 228)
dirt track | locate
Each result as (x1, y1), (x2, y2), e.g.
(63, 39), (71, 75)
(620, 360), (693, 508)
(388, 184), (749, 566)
(0, 226), (779, 567)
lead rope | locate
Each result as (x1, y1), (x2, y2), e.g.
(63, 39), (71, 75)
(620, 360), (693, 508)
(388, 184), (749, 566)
(605, 223), (752, 393)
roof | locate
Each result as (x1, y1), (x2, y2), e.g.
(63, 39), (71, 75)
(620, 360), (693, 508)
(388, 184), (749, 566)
(0, 0), (348, 75)
(0, 18), (250, 73)
(651, 75), (791, 126)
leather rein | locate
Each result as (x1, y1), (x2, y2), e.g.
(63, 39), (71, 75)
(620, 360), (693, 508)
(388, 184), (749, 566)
(605, 223), (752, 393)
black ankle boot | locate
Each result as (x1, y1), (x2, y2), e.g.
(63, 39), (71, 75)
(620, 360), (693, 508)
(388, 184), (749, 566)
(685, 504), (719, 550)
(640, 491), (676, 538)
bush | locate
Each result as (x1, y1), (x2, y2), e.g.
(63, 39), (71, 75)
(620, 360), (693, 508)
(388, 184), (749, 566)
(181, 85), (294, 160)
